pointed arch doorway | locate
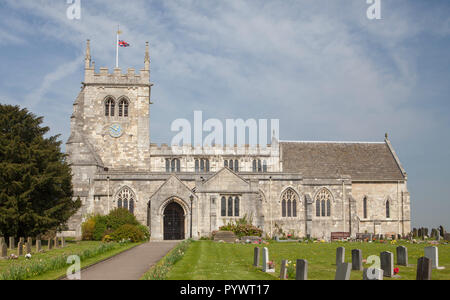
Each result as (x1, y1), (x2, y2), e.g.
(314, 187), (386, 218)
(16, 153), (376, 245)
(163, 202), (185, 240)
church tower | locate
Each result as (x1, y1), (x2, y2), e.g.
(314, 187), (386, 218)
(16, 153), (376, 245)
(67, 40), (153, 172)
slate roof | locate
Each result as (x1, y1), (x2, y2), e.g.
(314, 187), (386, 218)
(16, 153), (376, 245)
(280, 141), (406, 181)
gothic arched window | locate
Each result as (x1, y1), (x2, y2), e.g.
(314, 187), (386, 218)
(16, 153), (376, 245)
(221, 197), (226, 217)
(234, 160), (239, 172)
(105, 98), (115, 116)
(252, 160), (257, 172)
(228, 197), (233, 217)
(224, 160), (228, 168)
(281, 188), (299, 218)
(229, 160), (234, 171)
(386, 200), (390, 218)
(263, 160), (267, 173)
(315, 188), (332, 218)
(363, 197), (368, 219)
(234, 197), (240, 217)
(195, 159), (199, 173)
(117, 187), (135, 214)
(118, 98), (129, 117)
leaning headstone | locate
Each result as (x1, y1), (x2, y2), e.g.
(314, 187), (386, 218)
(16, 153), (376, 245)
(261, 247), (274, 273)
(363, 268), (383, 280)
(279, 260), (287, 280)
(9, 237), (14, 250)
(17, 242), (23, 256)
(424, 246), (445, 270)
(25, 242), (31, 254)
(351, 249), (363, 271)
(36, 240), (42, 252)
(253, 247), (260, 267)
(380, 251), (394, 277)
(416, 257), (432, 280)
(396, 246), (409, 266)
(335, 262), (352, 280)
(296, 259), (308, 280)
(336, 247), (345, 266)
(1, 242), (7, 258)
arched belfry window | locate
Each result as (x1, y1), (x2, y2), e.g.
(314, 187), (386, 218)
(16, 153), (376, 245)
(105, 98), (115, 117)
(315, 188), (332, 218)
(386, 200), (390, 219)
(118, 98), (129, 117)
(281, 188), (298, 218)
(117, 187), (135, 214)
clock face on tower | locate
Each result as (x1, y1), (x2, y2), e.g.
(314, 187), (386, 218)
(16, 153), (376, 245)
(109, 124), (123, 138)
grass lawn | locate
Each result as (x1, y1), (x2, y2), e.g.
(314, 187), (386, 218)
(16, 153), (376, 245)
(0, 240), (140, 280)
(166, 240), (450, 280)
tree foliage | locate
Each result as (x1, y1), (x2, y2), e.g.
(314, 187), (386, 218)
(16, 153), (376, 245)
(0, 104), (80, 238)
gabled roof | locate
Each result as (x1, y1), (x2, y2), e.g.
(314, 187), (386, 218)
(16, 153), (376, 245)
(280, 140), (406, 181)
(149, 175), (195, 201)
(198, 167), (251, 193)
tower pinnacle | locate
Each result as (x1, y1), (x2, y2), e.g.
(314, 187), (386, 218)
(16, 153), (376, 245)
(85, 39), (91, 69)
(144, 41), (150, 70)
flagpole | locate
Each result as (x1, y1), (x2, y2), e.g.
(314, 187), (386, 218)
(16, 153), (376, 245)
(116, 25), (119, 68)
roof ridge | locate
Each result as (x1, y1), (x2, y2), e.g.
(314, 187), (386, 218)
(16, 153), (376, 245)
(280, 140), (385, 144)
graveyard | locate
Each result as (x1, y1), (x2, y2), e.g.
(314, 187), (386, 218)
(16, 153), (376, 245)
(0, 238), (140, 280)
(161, 240), (449, 280)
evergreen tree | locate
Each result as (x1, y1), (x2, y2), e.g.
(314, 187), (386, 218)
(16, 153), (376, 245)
(0, 104), (81, 238)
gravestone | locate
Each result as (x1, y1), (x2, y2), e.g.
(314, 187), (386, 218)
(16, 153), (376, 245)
(335, 262), (352, 280)
(17, 242), (23, 256)
(424, 246), (445, 270)
(445, 233), (450, 241)
(253, 247), (260, 267)
(26, 242), (31, 254)
(424, 228), (429, 237)
(0, 237), (4, 245)
(36, 240), (42, 252)
(363, 268), (383, 280)
(214, 231), (237, 243)
(275, 236), (280, 242)
(430, 229), (436, 238)
(279, 260), (287, 280)
(416, 257), (432, 280)
(27, 237), (32, 247)
(19, 237), (24, 244)
(296, 259), (308, 280)
(396, 246), (408, 266)
(336, 247), (345, 266)
(439, 225), (445, 237)
(351, 249), (363, 271)
(48, 239), (53, 250)
(261, 247), (274, 273)
(1, 242), (7, 258)
(380, 251), (394, 277)
(9, 237), (14, 250)
(412, 228), (418, 237)
(436, 231), (441, 241)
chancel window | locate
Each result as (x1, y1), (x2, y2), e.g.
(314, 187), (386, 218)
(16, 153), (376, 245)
(315, 188), (332, 217)
(281, 188), (298, 217)
(105, 98), (115, 117)
(117, 187), (135, 214)
(221, 195), (240, 217)
(118, 99), (129, 117)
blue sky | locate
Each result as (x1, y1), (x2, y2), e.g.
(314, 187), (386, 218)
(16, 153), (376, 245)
(0, 0), (449, 229)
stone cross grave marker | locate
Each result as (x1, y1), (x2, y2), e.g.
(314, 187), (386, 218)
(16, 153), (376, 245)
(416, 257), (432, 280)
(380, 251), (394, 277)
(396, 246), (409, 266)
(253, 247), (260, 267)
(335, 262), (352, 280)
(296, 259), (308, 280)
(279, 260), (287, 280)
(363, 268), (383, 280)
(351, 249), (363, 271)
(336, 247), (345, 266)
(424, 246), (445, 270)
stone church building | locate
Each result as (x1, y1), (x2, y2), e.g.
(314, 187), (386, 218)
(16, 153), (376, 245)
(65, 41), (411, 240)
